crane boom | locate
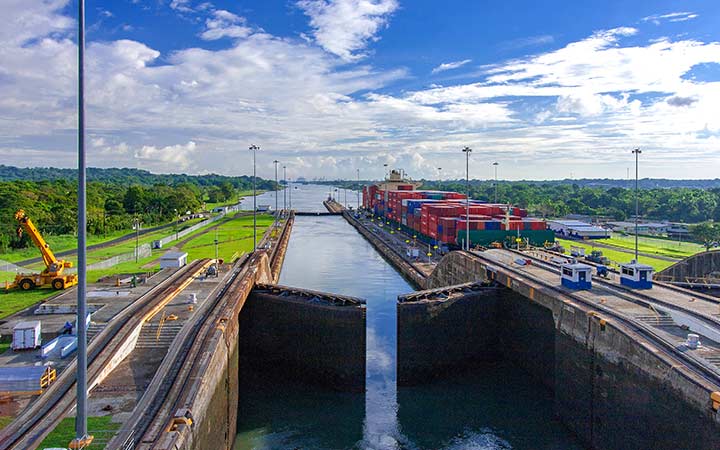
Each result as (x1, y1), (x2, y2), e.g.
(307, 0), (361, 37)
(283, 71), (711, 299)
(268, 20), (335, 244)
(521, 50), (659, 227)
(14, 209), (64, 270)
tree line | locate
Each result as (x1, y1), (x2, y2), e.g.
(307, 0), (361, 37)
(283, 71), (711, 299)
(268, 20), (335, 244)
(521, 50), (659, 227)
(0, 167), (276, 253)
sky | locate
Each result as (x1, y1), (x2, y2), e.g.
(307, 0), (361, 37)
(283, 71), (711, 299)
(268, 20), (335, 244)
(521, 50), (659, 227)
(1, 0), (719, 181)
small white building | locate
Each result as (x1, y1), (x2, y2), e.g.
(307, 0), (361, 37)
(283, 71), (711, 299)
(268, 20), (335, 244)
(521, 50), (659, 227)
(548, 220), (611, 239)
(160, 251), (188, 269)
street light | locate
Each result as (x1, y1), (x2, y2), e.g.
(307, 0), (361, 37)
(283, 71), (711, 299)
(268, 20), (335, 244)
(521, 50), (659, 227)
(493, 162), (499, 203)
(174, 208), (179, 241)
(283, 165), (287, 212)
(632, 147), (642, 261)
(356, 168), (360, 210)
(273, 160), (279, 227)
(462, 146), (472, 251)
(437, 167), (442, 183)
(249, 144), (260, 251)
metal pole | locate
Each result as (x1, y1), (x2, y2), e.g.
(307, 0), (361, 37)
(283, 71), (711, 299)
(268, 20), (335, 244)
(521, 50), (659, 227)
(356, 168), (360, 210)
(273, 160), (279, 221)
(214, 227), (219, 277)
(493, 162), (499, 203)
(135, 217), (139, 262)
(463, 147), (472, 251)
(633, 148), (641, 261)
(289, 176), (292, 209)
(283, 165), (287, 212)
(249, 145), (259, 251)
(75, 0), (89, 445)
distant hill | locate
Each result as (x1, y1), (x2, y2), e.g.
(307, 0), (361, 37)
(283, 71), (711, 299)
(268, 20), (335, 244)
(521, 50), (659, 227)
(0, 165), (268, 187)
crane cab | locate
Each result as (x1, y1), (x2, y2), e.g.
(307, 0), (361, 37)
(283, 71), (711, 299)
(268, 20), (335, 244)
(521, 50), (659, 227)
(560, 261), (593, 290)
(620, 261), (653, 289)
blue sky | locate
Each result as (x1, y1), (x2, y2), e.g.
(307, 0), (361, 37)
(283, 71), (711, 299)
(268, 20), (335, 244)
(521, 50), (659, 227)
(1, 0), (719, 180)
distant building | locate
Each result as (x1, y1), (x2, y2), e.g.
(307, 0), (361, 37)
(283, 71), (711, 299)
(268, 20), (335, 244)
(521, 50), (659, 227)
(160, 251), (188, 269)
(607, 221), (669, 235)
(548, 220), (611, 239)
(212, 206), (228, 214)
(667, 223), (691, 239)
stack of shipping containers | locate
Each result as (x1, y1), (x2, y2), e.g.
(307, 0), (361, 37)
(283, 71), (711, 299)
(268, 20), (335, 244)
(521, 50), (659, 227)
(361, 183), (553, 247)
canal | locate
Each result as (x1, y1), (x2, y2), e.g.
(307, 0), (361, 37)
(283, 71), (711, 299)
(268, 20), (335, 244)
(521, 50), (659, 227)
(235, 185), (583, 450)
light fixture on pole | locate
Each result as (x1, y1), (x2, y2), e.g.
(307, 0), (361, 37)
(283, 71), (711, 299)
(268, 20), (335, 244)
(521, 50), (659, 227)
(72, 0), (91, 447)
(632, 147), (642, 261)
(462, 147), (472, 251)
(249, 144), (260, 251)
(273, 160), (279, 225)
(437, 167), (442, 182)
(356, 168), (360, 210)
(493, 162), (499, 204)
(283, 165), (287, 212)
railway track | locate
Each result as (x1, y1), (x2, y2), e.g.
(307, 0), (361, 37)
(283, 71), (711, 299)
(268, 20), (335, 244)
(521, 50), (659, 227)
(471, 248), (720, 387)
(0, 259), (211, 450)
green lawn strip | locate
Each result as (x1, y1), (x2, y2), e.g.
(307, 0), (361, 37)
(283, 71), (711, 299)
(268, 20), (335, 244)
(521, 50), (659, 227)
(181, 214), (274, 261)
(86, 253), (161, 283)
(600, 234), (705, 258)
(20, 218), (212, 271)
(556, 238), (674, 272)
(0, 416), (14, 431)
(0, 335), (11, 354)
(0, 289), (57, 320)
(204, 189), (266, 211)
(39, 416), (120, 449)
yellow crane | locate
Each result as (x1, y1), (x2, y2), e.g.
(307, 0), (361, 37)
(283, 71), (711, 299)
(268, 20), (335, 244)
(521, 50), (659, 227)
(6, 210), (78, 290)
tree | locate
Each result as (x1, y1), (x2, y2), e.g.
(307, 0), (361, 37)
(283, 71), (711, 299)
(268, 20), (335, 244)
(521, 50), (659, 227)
(691, 223), (720, 251)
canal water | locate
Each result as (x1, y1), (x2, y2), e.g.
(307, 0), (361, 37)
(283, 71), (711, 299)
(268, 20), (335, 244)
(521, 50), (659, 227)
(235, 185), (583, 450)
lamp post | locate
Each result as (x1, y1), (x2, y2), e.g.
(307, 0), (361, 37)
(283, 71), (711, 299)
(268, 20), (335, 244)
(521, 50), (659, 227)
(73, 0), (89, 446)
(249, 144), (260, 251)
(174, 208), (179, 241)
(273, 160), (279, 221)
(437, 167), (442, 183)
(462, 147), (472, 251)
(493, 162), (499, 203)
(283, 165), (287, 212)
(632, 147), (642, 262)
(356, 168), (360, 210)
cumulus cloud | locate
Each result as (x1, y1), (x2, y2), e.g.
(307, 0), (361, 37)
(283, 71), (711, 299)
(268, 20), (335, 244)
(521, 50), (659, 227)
(296, 0), (398, 61)
(200, 9), (252, 41)
(666, 95), (698, 107)
(431, 59), (472, 74)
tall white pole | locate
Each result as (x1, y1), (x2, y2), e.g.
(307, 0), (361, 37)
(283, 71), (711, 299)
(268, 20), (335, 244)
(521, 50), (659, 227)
(633, 148), (642, 261)
(283, 166), (287, 212)
(463, 147), (472, 251)
(74, 0), (89, 445)
(273, 160), (279, 220)
(493, 162), (499, 203)
(249, 145), (259, 251)
(356, 168), (360, 210)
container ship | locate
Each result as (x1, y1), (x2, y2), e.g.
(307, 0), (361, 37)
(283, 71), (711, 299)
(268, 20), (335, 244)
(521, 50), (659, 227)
(361, 169), (554, 248)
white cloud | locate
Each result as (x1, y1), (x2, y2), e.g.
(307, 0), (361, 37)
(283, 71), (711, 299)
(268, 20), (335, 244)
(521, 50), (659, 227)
(296, 0), (398, 61)
(431, 59), (471, 74)
(135, 141), (198, 169)
(200, 9), (252, 40)
(642, 12), (698, 25)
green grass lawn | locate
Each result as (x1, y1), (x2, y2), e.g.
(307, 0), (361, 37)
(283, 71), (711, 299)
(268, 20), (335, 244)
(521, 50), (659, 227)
(0, 416), (14, 431)
(204, 189), (266, 211)
(0, 289), (58, 320)
(39, 416), (120, 449)
(0, 335), (11, 354)
(556, 238), (674, 272)
(598, 233), (707, 259)
(0, 217), (205, 265)
(182, 214), (275, 261)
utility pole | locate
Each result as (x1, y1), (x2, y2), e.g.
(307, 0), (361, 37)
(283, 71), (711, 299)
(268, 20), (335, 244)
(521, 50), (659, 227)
(72, 0), (90, 446)
(462, 147), (472, 251)
(437, 167), (442, 182)
(134, 216), (140, 262)
(249, 144), (260, 251)
(357, 168), (360, 210)
(493, 162), (499, 204)
(632, 147), (642, 262)
(174, 208), (179, 241)
(214, 227), (219, 277)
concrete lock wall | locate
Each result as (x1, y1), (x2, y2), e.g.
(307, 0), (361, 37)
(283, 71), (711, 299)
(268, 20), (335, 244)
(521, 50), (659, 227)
(239, 291), (366, 390)
(397, 285), (720, 450)
(397, 287), (503, 385)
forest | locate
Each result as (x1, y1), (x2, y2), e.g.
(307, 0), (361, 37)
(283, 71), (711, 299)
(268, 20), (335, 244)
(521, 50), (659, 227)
(0, 166), (277, 252)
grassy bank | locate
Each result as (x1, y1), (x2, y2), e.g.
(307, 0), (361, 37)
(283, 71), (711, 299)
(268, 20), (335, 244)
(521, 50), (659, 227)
(598, 234), (706, 259)
(39, 416), (120, 449)
(556, 238), (674, 272)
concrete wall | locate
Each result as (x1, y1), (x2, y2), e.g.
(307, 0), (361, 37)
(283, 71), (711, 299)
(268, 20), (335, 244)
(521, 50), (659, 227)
(426, 250), (488, 289)
(397, 287), (502, 385)
(657, 250), (720, 281)
(239, 291), (366, 391)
